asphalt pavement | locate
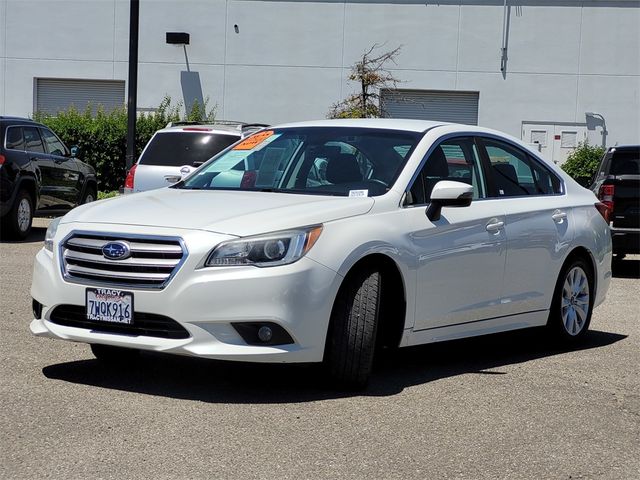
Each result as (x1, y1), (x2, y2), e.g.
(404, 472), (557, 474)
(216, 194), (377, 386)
(1, 218), (639, 479)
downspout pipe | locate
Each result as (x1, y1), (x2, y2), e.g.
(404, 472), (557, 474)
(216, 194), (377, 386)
(500, 0), (508, 73)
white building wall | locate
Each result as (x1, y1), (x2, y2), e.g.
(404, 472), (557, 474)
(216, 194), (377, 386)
(1, 0), (639, 146)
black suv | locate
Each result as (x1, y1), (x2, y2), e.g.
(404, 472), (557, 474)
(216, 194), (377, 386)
(0, 117), (97, 239)
(590, 145), (640, 259)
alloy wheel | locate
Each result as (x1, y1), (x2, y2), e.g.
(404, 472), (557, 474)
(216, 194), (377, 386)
(561, 266), (590, 336)
(17, 197), (31, 233)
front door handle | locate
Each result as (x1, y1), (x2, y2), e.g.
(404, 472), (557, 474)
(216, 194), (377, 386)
(486, 219), (505, 232)
(552, 210), (567, 223)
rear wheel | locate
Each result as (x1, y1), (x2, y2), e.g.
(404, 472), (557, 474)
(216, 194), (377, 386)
(90, 344), (140, 365)
(1, 189), (33, 240)
(325, 267), (381, 389)
(547, 258), (594, 342)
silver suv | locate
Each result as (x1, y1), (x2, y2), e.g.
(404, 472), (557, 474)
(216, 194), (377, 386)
(124, 121), (267, 193)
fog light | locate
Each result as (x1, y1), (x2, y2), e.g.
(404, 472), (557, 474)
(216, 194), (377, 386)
(231, 322), (294, 346)
(257, 326), (273, 342)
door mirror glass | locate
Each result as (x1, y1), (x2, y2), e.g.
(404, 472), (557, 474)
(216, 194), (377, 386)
(70, 146), (80, 157)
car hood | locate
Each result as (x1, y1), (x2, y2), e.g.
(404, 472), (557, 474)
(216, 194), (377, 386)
(61, 188), (375, 237)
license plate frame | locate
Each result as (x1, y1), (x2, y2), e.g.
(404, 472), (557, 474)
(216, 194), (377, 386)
(85, 288), (134, 325)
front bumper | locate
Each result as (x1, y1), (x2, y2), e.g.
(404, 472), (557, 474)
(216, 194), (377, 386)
(30, 224), (342, 363)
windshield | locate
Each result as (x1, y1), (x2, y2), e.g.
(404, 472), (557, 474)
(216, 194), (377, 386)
(176, 127), (421, 196)
(140, 131), (239, 167)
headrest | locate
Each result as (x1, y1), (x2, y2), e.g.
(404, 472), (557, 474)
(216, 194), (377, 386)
(326, 153), (362, 184)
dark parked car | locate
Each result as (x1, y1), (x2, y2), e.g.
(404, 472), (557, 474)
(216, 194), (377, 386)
(0, 117), (97, 239)
(590, 145), (640, 259)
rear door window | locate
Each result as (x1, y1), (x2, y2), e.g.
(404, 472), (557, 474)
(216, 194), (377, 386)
(139, 132), (239, 167)
(481, 138), (561, 196)
(23, 127), (45, 153)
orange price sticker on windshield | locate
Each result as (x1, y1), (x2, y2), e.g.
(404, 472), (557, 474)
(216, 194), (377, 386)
(233, 130), (275, 150)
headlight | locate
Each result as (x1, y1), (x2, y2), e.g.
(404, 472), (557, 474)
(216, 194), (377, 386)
(205, 225), (323, 267)
(44, 217), (62, 252)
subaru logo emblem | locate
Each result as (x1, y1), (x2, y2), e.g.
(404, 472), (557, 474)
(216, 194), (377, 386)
(102, 241), (131, 260)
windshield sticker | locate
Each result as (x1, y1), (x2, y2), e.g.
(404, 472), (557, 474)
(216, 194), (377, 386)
(233, 130), (275, 150)
(349, 190), (368, 198)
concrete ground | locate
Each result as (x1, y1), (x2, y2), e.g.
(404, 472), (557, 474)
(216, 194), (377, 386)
(1, 218), (638, 479)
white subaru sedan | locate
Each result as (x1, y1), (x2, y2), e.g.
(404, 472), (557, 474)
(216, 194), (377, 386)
(30, 119), (612, 388)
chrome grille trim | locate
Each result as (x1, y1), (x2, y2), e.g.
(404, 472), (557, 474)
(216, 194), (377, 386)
(60, 231), (188, 290)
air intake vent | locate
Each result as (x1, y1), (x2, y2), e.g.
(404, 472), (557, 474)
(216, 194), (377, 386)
(50, 305), (190, 339)
(61, 233), (187, 289)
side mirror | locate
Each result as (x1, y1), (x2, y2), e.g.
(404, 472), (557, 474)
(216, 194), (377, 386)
(179, 165), (194, 179)
(426, 180), (474, 221)
(70, 145), (80, 158)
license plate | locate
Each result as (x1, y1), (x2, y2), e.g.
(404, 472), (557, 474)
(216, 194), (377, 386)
(86, 288), (134, 324)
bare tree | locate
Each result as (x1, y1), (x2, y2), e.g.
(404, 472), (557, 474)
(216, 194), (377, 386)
(328, 44), (402, 119)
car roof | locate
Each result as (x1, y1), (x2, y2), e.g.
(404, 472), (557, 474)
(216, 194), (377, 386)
(274, 118), (448, 133)
(272, 119), (533, 143)
(0, 116), (43, 126)
(608, 145), (639, 152)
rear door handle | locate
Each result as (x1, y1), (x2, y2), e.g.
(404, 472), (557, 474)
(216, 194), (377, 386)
(486, 219), (505, 232)
(552, 210), (567, 223)
(164, 175), (181, 183)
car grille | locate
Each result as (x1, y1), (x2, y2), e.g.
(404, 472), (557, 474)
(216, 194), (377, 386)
(61, 232), (186, 289)
(49, 305), (190, 339)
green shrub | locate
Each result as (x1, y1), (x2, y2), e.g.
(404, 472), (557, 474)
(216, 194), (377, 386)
(561, 142), (605, 181)
(33, 96), (214, 192)
(97, 190), (120, 200)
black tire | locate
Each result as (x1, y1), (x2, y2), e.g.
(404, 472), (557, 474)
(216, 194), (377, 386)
(325, 267), (381, 389)
(1, 189), (33, 240)
(547, 257), (594, 343)
(81, 186), (96, 204)
(90, 344), (140, 365)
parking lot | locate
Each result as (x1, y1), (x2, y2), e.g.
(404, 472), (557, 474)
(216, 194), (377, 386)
(1, 218), (639, 479)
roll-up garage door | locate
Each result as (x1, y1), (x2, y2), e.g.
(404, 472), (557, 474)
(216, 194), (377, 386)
(381, 89), (479, 125)
(35, 78), (125, 115)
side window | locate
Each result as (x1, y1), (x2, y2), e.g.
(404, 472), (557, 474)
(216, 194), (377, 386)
(407, 137), (486, 206)
(23, 127), (45, 153)
(5, 127), (25, 150)
(40, 128), (67, 157)
(482, 138), (561, 196)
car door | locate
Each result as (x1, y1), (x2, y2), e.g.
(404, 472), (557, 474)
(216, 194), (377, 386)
(39, 127), (80, 208)
(477, 136), (571, 316)
(407, 136), (507, 331)
(22, 126), (54, 209)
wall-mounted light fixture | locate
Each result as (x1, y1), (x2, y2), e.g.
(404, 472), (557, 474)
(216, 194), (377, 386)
(166, 32), (190, 45)
(585, 112), (608, 148)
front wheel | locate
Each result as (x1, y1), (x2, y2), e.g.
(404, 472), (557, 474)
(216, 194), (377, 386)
(81, 187), (96, 204)
(547, 258), (594, 342)
(325, 268), (381, 389)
